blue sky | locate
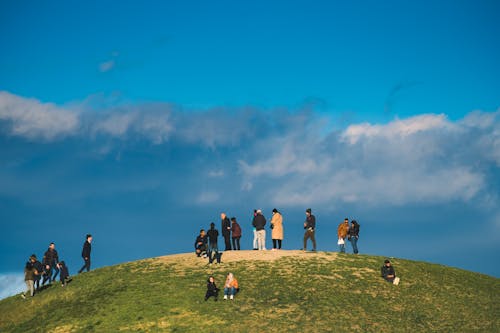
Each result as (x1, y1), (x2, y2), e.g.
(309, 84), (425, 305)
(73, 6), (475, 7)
(1, 1), (499, 297)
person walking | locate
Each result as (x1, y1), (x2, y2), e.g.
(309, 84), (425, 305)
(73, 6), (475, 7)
(337, 218), (349, 253)
(31, 254), (43, 291)
(348, 220), (360, 254)
(252, 209), (267, 250)
(231, 217), (242, 250)
(43, 243), (59, 282)
(21, 259), (36, 299)
(221, 213), (232, 251)
(303, 208), (316, 251)
(270, 208), (284, 250)
(78, 234), (92, 273)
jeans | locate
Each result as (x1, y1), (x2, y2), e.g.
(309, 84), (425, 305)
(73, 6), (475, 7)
(208, 243), (220, 263)
(232, 237), (241, 250)
(49, 261), (59, 282)
(256, 229), (266, 250)
(349, 237), (359, 254)
(79, 258), (91, 273)
(339, 242), (345, 253)
(224, 287), (236, 296)
(303, 229), (316, 250)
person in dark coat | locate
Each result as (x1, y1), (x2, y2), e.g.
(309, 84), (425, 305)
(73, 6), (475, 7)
(221, 213), (232, 251)
(31, 254), (44, 291)
(231, 217), (242, 250)
(43, 243), (59, 282)
(58, 261), (71, 287)
(22, 260), (35, 299)
(78, 234), (92, 273)
(205, 276), (219, 301)
(252, 209), (267, 250)
(194, 229), (208, 257)
(381, 259), (396, 283)
(348, 220), (360, 254)
(207, 222), (221, 264)
(303, 208), (316, 251)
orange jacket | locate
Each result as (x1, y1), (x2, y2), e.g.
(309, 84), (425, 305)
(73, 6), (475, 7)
(337, 222), (349, 238)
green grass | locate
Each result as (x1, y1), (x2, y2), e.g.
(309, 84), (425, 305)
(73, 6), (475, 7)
(1, 251), (498, 332)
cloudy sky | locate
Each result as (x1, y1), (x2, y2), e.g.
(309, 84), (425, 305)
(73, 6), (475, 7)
(1, 1), (499, 298)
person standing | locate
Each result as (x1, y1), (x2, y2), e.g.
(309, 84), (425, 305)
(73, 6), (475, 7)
(221, 213), (232, 251)
(207, 222), (220, 264)
(337, 218), (349, 253)
(231, 217), (242, 250)
(348, 220), (360, 254)
(303, 208), (316, 251)
(252, 209), (258, 250)
(43, 243), (59, 282)
(252, 209), (267, 250)
(270, 208), (284, 250)
(78, 234), (92, 273)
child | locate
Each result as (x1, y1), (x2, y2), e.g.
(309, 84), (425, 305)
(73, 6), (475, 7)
(22, 260), (36, 299)
(205, 276), (219, 301)
(58, 261), (71, 287)
(223, 272), (239, 300)
(194, 229), (208, 257)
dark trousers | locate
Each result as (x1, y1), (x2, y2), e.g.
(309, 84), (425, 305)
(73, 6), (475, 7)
(79, 258), (91, 273)
(272, 239), (282, 249)
(223, 233), (232, 251)
(232, 237), (241, 250)
(205, 289), (219, 301)
(34, 276), (41, 290)
(303, 229), (316, 250)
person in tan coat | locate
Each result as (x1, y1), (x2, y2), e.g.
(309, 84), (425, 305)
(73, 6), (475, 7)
(337, 218), (349, 253)
(270, 208), (284, 250)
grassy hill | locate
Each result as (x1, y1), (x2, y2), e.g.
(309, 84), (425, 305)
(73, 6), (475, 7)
(0, 250), (498, 332)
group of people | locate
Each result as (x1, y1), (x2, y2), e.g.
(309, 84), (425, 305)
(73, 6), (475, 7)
(205, 272), (239, 301)
(194, 208), (362, 256)
(21, 234), (93, 299)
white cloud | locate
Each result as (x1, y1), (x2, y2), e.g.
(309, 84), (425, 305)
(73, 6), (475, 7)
(0, 273), (25, 300)
(208, 170), (224, 177)
(0, 91), (79, 140)
(99, 59), (115, 72)
(196, 191), (220, 204)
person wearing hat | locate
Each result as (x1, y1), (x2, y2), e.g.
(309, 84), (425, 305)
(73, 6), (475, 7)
(252, 209), (267, 250)
(78, 234), (92, 274)
(381, 259), (398, 284)
(303, 208), (316, 251)
(270, 208), (284, 250)
(21, 257), (36, 299)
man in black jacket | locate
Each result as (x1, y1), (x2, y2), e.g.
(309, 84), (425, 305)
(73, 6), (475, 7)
(78, 234), (92, 273)
(221, 213), (232, 251)
(303, 208), (317, 251)
(43, 243), (59, 282)
(252, 209), (267, 250)
(381, 259), (396, 283)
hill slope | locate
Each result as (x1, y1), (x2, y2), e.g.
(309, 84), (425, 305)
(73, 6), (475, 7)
(0, 251), (498, 332)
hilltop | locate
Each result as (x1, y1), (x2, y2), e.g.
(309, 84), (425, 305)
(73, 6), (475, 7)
(0, 250), (498, 332)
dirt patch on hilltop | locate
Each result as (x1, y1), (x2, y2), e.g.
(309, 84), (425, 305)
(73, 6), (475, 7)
(153, 250), (338, 268)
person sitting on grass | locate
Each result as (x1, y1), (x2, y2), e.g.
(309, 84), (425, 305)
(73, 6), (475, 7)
(205, 276), (219, 301)
(223, 272), (239, 300)
(194, 229), (208, 257)
(381, 259), (400, 285)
